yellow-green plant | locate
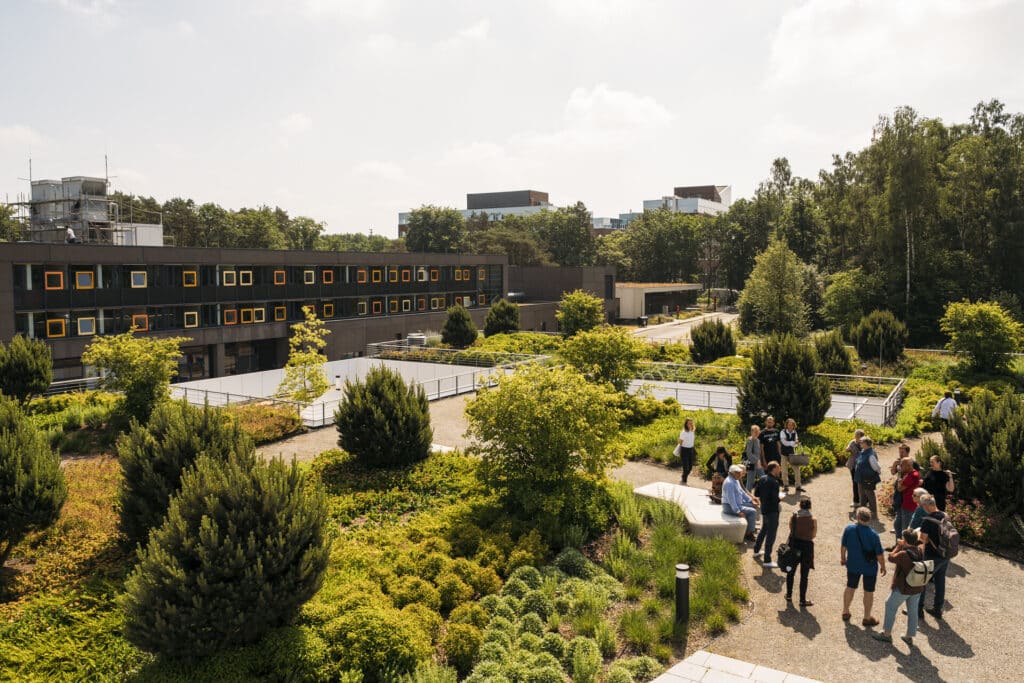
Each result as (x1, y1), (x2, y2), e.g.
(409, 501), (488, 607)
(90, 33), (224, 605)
(278, 305), (331, 402)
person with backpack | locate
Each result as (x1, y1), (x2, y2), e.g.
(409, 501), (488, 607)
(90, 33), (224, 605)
(840, 507), (887, 627)
(917, 493), (958, 620)
(854, 437), (882, 520)
(873, 528), (927, 644)
(785, 496), (817, 606)
(753, 462), (782, 568)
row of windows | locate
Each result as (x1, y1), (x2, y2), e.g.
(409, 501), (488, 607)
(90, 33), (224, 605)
(28, 264), (495, 291)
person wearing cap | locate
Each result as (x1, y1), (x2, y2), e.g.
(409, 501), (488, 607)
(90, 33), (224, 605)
(722, 464), (759, 542)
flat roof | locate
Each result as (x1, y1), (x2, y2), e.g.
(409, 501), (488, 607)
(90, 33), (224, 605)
(616, 282), (702, 289)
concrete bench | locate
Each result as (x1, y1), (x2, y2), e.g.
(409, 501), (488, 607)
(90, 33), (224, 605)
(634, 481), (748, 543)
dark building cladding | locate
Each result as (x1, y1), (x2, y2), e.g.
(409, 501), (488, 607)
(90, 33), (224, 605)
(466, 190), (549, 210)
(672, 185), (725, 203)
(0, 244), (617, 382)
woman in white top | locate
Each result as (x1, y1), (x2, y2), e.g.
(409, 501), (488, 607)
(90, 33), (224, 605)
(780, 418), (803, 493)
(678, 418), (696, 485)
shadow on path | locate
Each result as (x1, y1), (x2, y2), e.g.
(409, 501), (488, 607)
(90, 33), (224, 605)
(778, 604), (821, 639)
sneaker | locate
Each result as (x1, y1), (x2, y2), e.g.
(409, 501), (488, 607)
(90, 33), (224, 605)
(925, 608), (943, 620)
(872, 632), (893, 643)
(764, 561), (779, 568)
(752, 550), (763, 559)
(800, 600), (813, 607)
(900, 636), (914, 645)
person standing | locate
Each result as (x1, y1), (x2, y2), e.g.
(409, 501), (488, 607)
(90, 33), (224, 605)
(65, 226), (77, 244)
(854, 437), (882, 519)
(722, 465), (759, 542)
(759, 415), (782, 478)
(744, 425), (765, 491)
(894, 457), (922, 537)
(841, 507), (886, 626)
(873, 528), (926, 645)
(785, 497), (817, 606)
(917, 494), (952, 620)
(931, 391), (958, 423)
(780, 418), (804, 493)
(922, 454), (955, 511)
(846, 429), (865, 507)
(907, 488), (929, 530)
(753, 462), (782, 568)
(678, 418), (696, 485)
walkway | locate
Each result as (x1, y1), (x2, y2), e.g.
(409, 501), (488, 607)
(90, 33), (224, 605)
(632, 312), (738, 344)
(613, 438), (1024, 683)
(653, 650), (819, 683)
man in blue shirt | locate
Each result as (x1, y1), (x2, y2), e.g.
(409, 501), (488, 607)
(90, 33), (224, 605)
(723, 464), (759, 542)
(841, 507), (887, 626)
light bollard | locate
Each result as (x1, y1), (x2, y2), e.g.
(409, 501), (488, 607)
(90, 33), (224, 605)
(675, 563), (690, 624)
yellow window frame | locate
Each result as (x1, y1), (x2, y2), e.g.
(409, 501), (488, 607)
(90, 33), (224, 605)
(221, 270), (236, 286)
(402, 299), (411, 312)
(372, 269), (382, 283)
(253, 308), (265, 323)
(182, 270), (198, 287)
(274, 306), (287, 321)
(388, 268), (398, 283)
(44, 271), (65, 290)
(478, 294), (486, 306)
(479, 267), (487, 281)
(239, 270), (253, 286)
(357, 301), (368, 316)
(303, 269), (316, 284)
(322, 303), (334, 318)
(356, 268), (368, 283)
(389, 299), (398, 313)
(75, 271), (95, 290)
(130, 270), (148, 288)
(241, 308), (255, 324)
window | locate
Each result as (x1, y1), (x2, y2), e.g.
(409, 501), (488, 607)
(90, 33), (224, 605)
(356, 268), (367, 283)
(372, 269), (382, 283)
(431, 297), (442, 310)
(253, 308), (265, 323)
(322, 269), (334, 285)
(222, 270), (236, 286)
(322, 303), (334, 318)
(430, 269), (439, 282)
(45, 271), (65, 290)
(454, 268), (462, 282)
(130, 271), (148, 288)
(239, 270), (253, 286)
(479, 267), (487, 281)
(274, 306), (287, 321)
(402, 299), (411, 312)
(273, 270), (286, 285)
(372, 301), (383, 314)
(357, 301), (368, 316)
(418, 297), (426, 311)
(131, 314), (149, 331)
(303, 269), (315, 284)
(417, 267), (428, 282)
(478, 294), (486, 306)
(223, 309), (238, 325)
(401, 269), (411, 283)
(184, 311), (199, 328)
(75, 271), (95, 289)
(241, 308), (255, 324)
(462, 268), (471, 281)
(77, 317), (96, 335)
(388, 299), (398, 313)
(388, 268), (398, 283)
(46, 319), (66, 338)
(182, 270), (198, 287)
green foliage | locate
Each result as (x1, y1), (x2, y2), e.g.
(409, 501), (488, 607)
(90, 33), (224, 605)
(561, 325), (644, 391)
(813, 329), (854, 374)
(821, 268), (880, 332)
(82, 329), (191, 422)
(607, 663), (636, 683)
(939, 300), (1024, 372)
(0, 396), (67, 568)
(851, 310), (908, 362)
(324, 606), (431, 681)
(484, 299), (521, 337)
(442, 622), (482, 675)
(610, 656), (663, 682)
(335, 365), (433, 467)
(689, 318), (737, 364)
(122, 454), (330, 661)
(616, 393), (679, 428)
(737, 334), (831, 429)
(569, 637), (602, 683)
(224, 403), (302, 444)
(473, 332), (563, 355)
(117, 400), (255, 547)
(405, 205), (467, 253)
(278, 305), (331, 402)
(0, 335), (53, 404)
(737, 239), (810, 336)
(442, 304), (479, 348)
(556, 289), (606, 337)
(467, 364), (621, 539)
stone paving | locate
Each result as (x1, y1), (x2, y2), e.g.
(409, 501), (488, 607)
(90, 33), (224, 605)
(653, 651), (820, 683)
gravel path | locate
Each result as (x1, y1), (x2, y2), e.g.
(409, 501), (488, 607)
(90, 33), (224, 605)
(612, 438), (1024, 683)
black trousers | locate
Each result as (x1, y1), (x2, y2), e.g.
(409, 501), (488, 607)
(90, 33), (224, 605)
(850, 468), (860, 504)
(680, 447), (695, 482)
(786, 559), (811, 602)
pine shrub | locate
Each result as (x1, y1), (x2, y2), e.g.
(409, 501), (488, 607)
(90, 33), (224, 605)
(335, 365), (433, 467)
(0, 335), (53, 404)
(736, 334), (831, 429)
(442, 304), (479, 348)
(851, 310), (908, 362)
(484, 298), (521, 337)
(689, 318), (736, 364)
(0, 396), (67, 567)
(121, 454), (330, 661)
(117, 400), (255, 547)
(324, 605), (431, 681)
(441, 623), (482, 676)
(813, 329), (853, 374)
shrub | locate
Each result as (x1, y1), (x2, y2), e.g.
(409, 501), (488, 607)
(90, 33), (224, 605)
(117, 400), (255, 547)
(484, 299), (521, 337)
(851, 310), (908, 362)
(403, 603), (444, 643)
(554, 547), (595, 578)
(556, 289), (605, 337)
(225, 403), (301, 444)
(508, 565), (543, 590)
(388, 574), (442, 611)
(939, 300), (1024, 373)
(450, 602), (490, 629)
(540, 632), (567, 662)
(561, 326), (644, 391)
(520, 590), (555, 620)
(814, 329), (854, 374)
(399, 662), (459, 683)
(0, 334), (52, 404)
(436, 569), (475, 611)
(594, 619), (618, 658)
(607, 663), (636, 683)
(442, 304), (479, 348)
(501, 577), (530, 599)
(0, 396), (67, 568)
(335, 365), (433, 467)
(736, 334), (831, 429)
(569, 637), (602, 683)
(518, 612), (545, 637)
(121, 454), (330, 661)
(689, 318), (736, 364)
(616, 393), (679, 428)
(617, 656), (663, 682)
(442, 623), (483, 676)
(323, 606), (432, 681)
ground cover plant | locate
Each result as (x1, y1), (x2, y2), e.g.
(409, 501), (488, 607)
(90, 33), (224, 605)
(224, 402), (303, 444)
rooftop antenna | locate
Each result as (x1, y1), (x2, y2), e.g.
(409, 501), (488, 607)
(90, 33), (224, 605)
(17, 156), (32, 184)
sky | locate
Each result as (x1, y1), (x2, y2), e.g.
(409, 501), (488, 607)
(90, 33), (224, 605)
(2, 0), (1023, 238)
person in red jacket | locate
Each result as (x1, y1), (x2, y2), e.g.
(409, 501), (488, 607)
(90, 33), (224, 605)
(894, 457), (921, 537)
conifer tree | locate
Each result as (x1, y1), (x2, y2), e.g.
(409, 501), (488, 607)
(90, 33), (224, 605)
(689, 318), (736, 364)
(335, 365), (433, 467)
(850, 309), (908, 363)
(122, 453), (329, 660)
(813, 329), (854, 374)
(484, 298), (520, 337)
(278, 305), (331, 402)
(442, 304), (478, 348)
(737, 334), (831, 428)
(0, 335), (53, 404)
(0, 396), (67, 567)
(117, 400), (255, 547)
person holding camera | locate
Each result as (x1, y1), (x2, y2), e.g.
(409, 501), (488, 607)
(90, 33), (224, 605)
(874, 528), (926, 644)
(841, 507), (887, 626)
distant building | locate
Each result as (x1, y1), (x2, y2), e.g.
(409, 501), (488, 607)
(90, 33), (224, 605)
(398, 190), (554, 235)
(620, 185), (732, 227)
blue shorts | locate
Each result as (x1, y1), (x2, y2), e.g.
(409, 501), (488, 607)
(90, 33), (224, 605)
(846, 571), (877, 592)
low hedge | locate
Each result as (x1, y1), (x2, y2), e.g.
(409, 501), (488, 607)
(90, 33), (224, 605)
(224, 403), (302, 444)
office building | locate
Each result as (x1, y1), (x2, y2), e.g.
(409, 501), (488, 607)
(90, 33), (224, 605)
(398, 190), (553, 235)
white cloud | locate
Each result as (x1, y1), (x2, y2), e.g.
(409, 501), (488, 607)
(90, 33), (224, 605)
(353, 160), (410, 184)
(300, 0), (392, 22)
(279, 112), (312, 137)
(435, 18), (491, 53)
(458, 18), (490, 41)
(0, 124), (49, 148)
(563, 83), (673, 131)
(174, 20), (196, 37)
(45, 0), (119, 27)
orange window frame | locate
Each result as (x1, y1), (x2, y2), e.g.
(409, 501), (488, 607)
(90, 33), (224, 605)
(182, 270), (198, 287)
(388, 268), (398, 283)
(357, 301), (368, 316)
(418, 297), (426, 311)
(430, 269), (439, 282)
(45, 271), (65, 290)
(274, 306), (287, 321)
(184, 311), (199, 328)
(131, 314), (149, 331)
(75, 271), (95, 289)
(372, 269), (382, 283)
(46, 318), (66, 338)
(478, 294), (486, 306)
(223, 309), (238, 325)
(372, 300), (383, 314)
(273, 270), (286, 285)
(356, 268), (368, 283)
(462, 268), (471, 281)
(241, 308), (255, 324)
(322, 269), (334, 285)
(401, 269), (411, 282)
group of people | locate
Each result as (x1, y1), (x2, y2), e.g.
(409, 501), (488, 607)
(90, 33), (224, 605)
(678, 417), (959, 643)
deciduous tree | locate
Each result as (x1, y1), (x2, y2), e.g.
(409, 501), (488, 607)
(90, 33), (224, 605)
(560, 326), (643, 392)
(405, 205), (466, 253)
(278, 306), (330, 402)
(556, 290), (605, 337)
(939, 300), (1023, 373)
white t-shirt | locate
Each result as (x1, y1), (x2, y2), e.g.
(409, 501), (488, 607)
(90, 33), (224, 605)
(933, 397), (957, 420)
(678, 429), (695, 448)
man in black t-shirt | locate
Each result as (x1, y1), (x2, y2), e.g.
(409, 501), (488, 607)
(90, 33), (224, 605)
(759, 416), (782, 468)
(917, 494), (950, 620)
(752, 463), (782, 568)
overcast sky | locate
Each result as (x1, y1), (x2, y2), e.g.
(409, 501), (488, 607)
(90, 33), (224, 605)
(2, 0), (1022, 238)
